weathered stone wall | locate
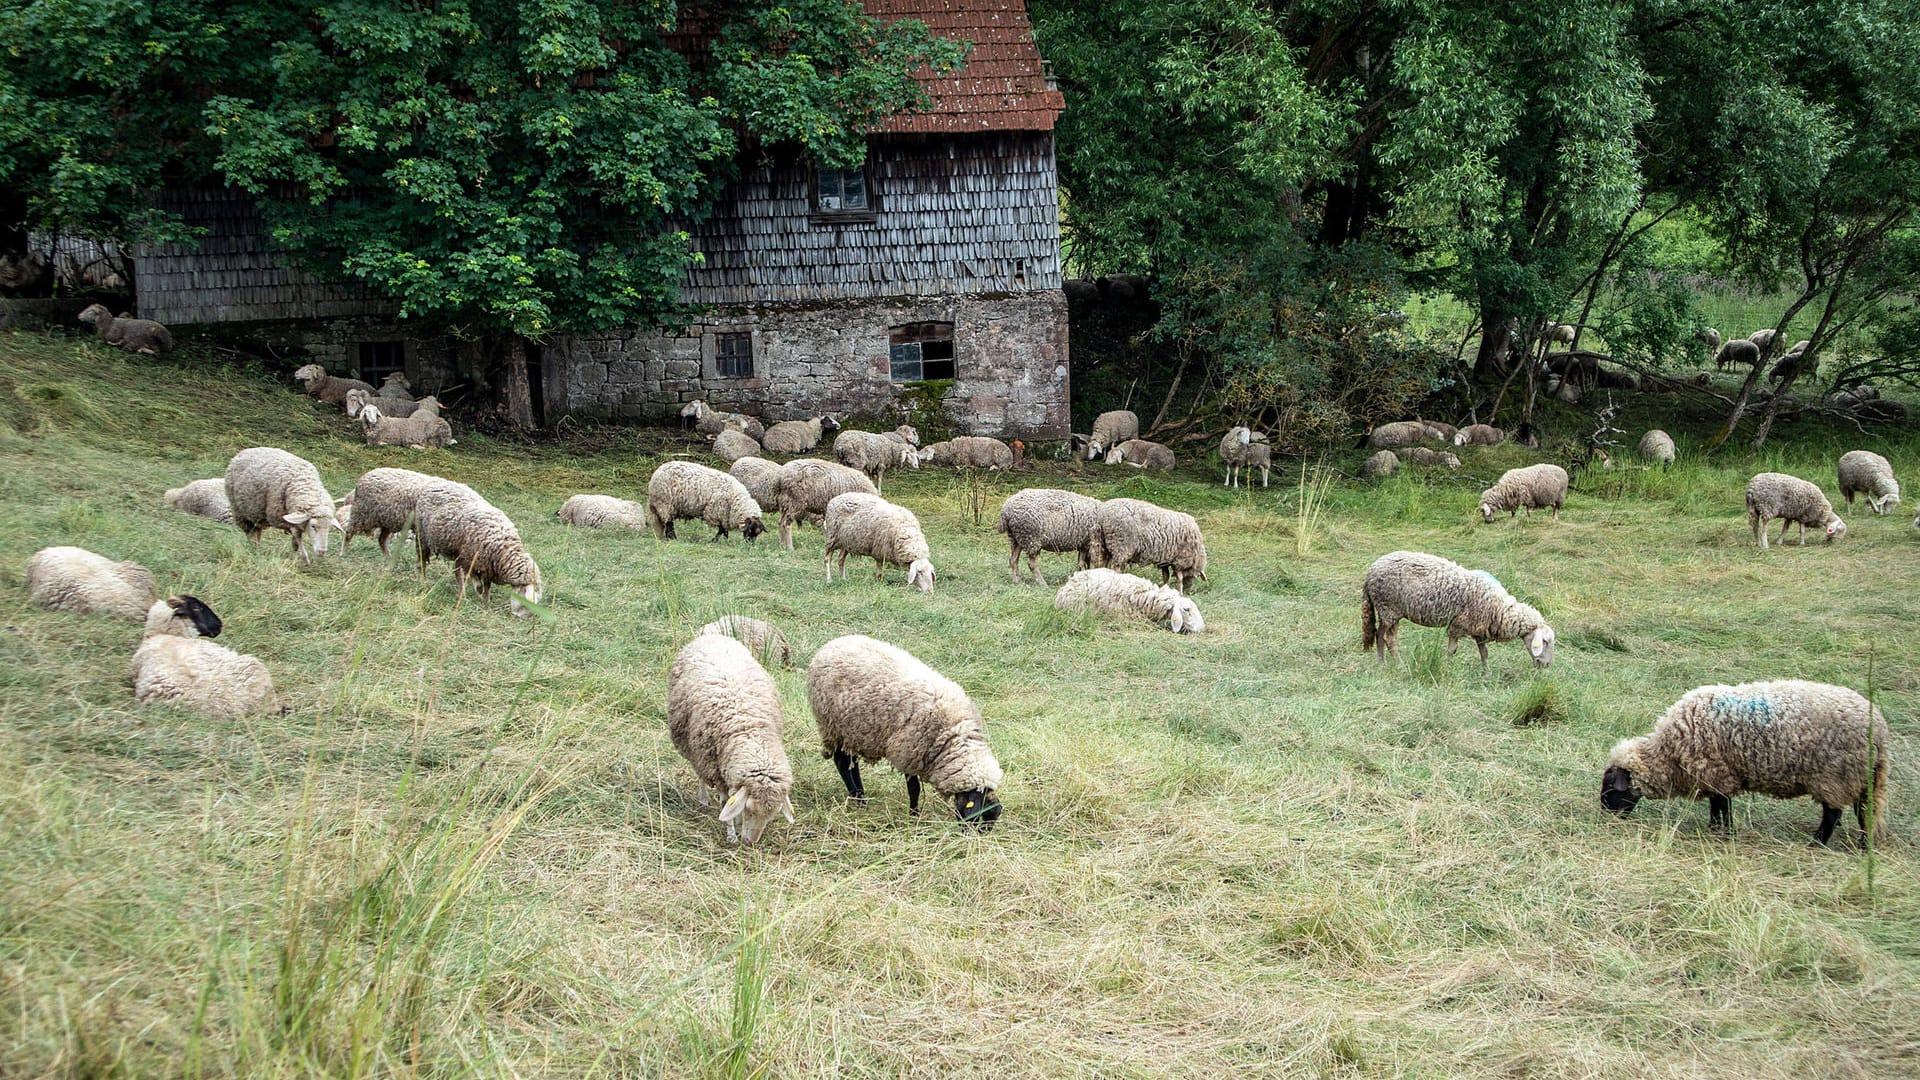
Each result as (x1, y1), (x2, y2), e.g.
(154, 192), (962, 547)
(549, 289), (1069, 439)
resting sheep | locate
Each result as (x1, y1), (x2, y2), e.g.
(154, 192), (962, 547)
(1745, 472), (1845, 549)
(918, 436), (1015, 470)
(1085, 410), (1140, 459)
(761, 415), (841, 455)
(645, 461), (765, 542)
(1836, 451), (1900, 515)
(667, 634), (795, 844)
(712, 428), (762, 464)
(774, 458), (875, 549)
(1636, 430), (1676, 466)
(346, 388), (441, 419)
(1361, 551), (1555, 670)
(1602, 680), (1890, 846)
(1088, 497), (1207, 594)
(27, 546), (157, 618)
(557, 493), (649, 530)
(377, 372), (415, 401)
(698, 615), (793, 669)
(163, 479), (234, 524)
(359, 402), (455, 449)
(341, 467), (440, 554)
(1398, 447), (1460, 469)
(1219, 427), (1272, 487)
(225, 447), (338, 563)
(807, 634), (1004, 827)
(1361, 450), (1398, 479)
(1453, 423), (1505, 447)
(822, 492), (935, 592)
(414, 480), (544, 616)
(680, 400), (766, 441)
(833, 429), (919, 491)
(77, 304), (173, 355)
(1103, 439), (1176, 469)
(996, 487), (1101, 584)
(131, 595), (276, 718)
(1367, 421), (1438, 450)
(1055, 568), (1203, 634)
(1478, 464), (1569, 523)
(292, 364), (374, 406)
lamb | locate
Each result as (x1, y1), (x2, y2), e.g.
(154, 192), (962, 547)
(712, 428), (762, 464)
(1836, 450), (1900, 514)
(27, 546), (157, 618)
(1478, 463), (1569, 523)
(345, 388), (441, 419)
(680, 400), (767, 441)
(730, 457), (784, 514)
(996, 487), (1102, 584)
(1103, 439), (1176, 469)
(1453, 423), (1505, 447)
(1367, 421), (1438, 449)
(1219, 426), (1272, 487)
(1054, 568), (1204, 634)
(1087, 497), (1208, 594)
(1602, 680), (1890, 846)
(1714, 339), (1761, 371)
(163, 478), (234, 524)
(1085, 409), (1140, 458)
(833, 428), (920, 491)
(77, 303), (173, 355)
(292, 364), (375, 405)
(822, 492), (936, 592)
(760, 415), (841, 455)
(359, 402), (456, 449)
(414, 480), (544, 616)
(1745, 472), (1845, 549)
(131, 595), (276, 718)
(225, 447), (338, 563)
(667, 634), (795, 844)
(1361, 449), (1398, 479)
(774, 458), (875, 548)
(921, 436), (1016, 470)
(645, 461), (766, 542)
(698, 615), (793, 669)
(807, 635), (1004, 827)
(340, 467), (440, 553)
(1398, 447), (1461, 469)
(1360, 551), (1555, 670)
(1636, 430), (1676, 466)
(557, 493), (649, 530)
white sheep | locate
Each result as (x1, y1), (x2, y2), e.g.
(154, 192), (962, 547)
(340, 467), (441, 553)
(77, 303), (173, 355)
(1055, 568), (1203, 633)
(225, 447), (338, 563)
(822, 492), (935, 592)
(557, 493), (649, 530)
(996, 487), (1102, 584)
(698, 615), (794, 669)
(644, 461), (766, 542)
(1361, 449), (1398, 478)
(1746, 472), (1845, 549)
(712, 428), (762, 464)
(667, 634), (795, 844)
(1398, 447), (1461, 469)
(163, 478), (234, 524)
(807, 634), (1004, 826)
(1084, 410), (1140, 459)
(1419, 420), (1459, 442)
(1103, 438), (1176, 469)
(1636, 430), (1676, 466)
(917, 436), (1015, 470)
(377, 372), (415, 401)
(730, 457), (784, 514)
(360, 402), (455, 448)
(1748, 328), (1778, 352)
(761, 415), (841, 455)
(774, 458), (875, 549)
(131, 596), (275, 717)
(1088, 497), (1207, 594)
(414, 480), (544, 616)
(346, 388), (441, 419)
(1478, 464), (1569, 523)
(1714, 339), (1760, 371)
(27, 546), (157, 618)
(833, 428), (919, 491)
(680, 400), (766, 441)
(882, 424), (921, 447)
(1218, 426), (1272, 487)
(1361, 551), (1555, 670)
(1836, 451), (1900, 515)
(1367, 421), (1438, 450)
(292, 364), (374, 405)
(1602, 680), (1890, 846)
(1452, 423), (1505, 447)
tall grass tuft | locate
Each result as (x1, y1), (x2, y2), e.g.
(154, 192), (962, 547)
(1294, 458), (1334, 556)
(1506, 680), (1571, 726)
(724, 902), (769, 1080)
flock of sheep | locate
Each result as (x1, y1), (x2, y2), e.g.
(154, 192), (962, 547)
(19, 365), (1900, 848)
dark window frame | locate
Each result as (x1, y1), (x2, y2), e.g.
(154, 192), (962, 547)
(889, 322), (957, 383)
(355, 340), (407, 385)
(714, 331), (754, 379)
(808, 162), (879, 225)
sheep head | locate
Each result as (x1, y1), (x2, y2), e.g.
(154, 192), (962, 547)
(1873, 486), (1901, 514)
(344, 388), (371, 417)
(907, 558), (935, 593)
(741, 515), (765, 543)
(1824, 515), (1847, 542)
(1168, 594), (1204, 634)
(508, 561), (544, 618)
(292, 364), (326, 389)
(718, 778), (795, 844)
(283, 506), (336, 561)
(1526, 624), (1556, 667)
(953, 788), (1002, 830)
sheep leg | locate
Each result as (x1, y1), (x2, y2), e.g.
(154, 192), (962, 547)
(1475, 640), (1489, 669)
(907, 775), (922, 816)
(1029, 552), (1045, 587)
(1752, 513), (1767, 549)
(1855, 801), (1870, 837)
(824, 551), (836, 582)
(832, 750), (865, 802)
(1007, 542), (1021, 580)
(1813, 805), (1842, 846)
(779, 514), (795, 550)
(872, 557), (886, 581)
(1707, 794), (1732, 835)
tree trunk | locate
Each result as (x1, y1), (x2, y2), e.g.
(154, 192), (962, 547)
(1474, 309), (1514, 381)
(0, 189), (28, 255)
(501, 336), (535, 430)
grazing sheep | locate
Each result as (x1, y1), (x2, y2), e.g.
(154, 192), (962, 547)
(822, 493), (935, 592)
(557, 493), (649, 530)
(1745, 472), (1845, 549)
(1103, 439), (1176, 469)
(1602, 680), (1890, 845)
(698, 615), (793, 669)
(341, 467), (440, 554)
(225, 447), (338, 563)
(760, 415), (841, 455)
(712, 428), (762, 464)
(163, 478), (234, 524)
(1714, 339), (1761, 371)
(1088, 498), (1207, 594)
(680, 400), (766, 441)
(645, 461), (766, 542)
(833, 429), (919, 491)
(1367, 421), (1438, 450)
(27, 546), (157, 618)
(1399, 447), (1461, 469)
(77, 304), (173, 355)
(131, 596), (275, 718)
(996, 487), (1102, 584)
(1748, 328), (1778, 352)
(292, 364), (375, 405)
(1219, 427), (1272, 487)
(1055, 568), (1204, 634)
(1085, 410), (1140, 458)
(1361, 551), (1555, 670)
(1478, 464), (1569, 523)
(1836, 451), (1900, 514)
(918, 436), (1015, 470)
(730, 457), (784, 514)
(882, 424), (922, 448)
(1769, 349), (1816, 386)
(414, 480), (544, 616)
(667, 634), (795, 844)
(807, 635), (1003, 827)
(1636, 430), (1676, 466)
(359, 403), (455, 449)
(346, 388), (441, 419)
(1361, 449), (1399, 479)
(774, 458), (876, 549)
(1453, 423), (1505, 447)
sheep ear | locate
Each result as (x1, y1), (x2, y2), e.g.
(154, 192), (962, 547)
(1168, 607), (1185, 633)
(780, 796), (795, 824)
(718, 789), (747, 823)
(284, 512), (310, 526)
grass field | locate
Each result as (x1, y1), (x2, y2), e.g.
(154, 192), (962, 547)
(1, 330), (1916, 1078)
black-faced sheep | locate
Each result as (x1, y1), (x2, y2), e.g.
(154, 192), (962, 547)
(131, 596), (276, 718)
(645, 461), (766, 542)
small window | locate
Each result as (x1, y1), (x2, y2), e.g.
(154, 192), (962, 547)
(816, 167), (868, 212)
(715, 332), (753, 378)
(889, 322), (956, 382)
(356, 340), (406, 384)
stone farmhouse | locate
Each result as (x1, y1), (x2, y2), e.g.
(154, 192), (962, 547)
(131, 0), (1070, 437)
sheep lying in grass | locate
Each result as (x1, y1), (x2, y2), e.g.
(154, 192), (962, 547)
(996, 487), (1102, 584)
(712, 428), (762, 464)
(377, 372), (414, 401)
(341, 467), (440, 554)
(346, 388), (441, 419)
(557, 494), (649, 530)
(680, 400), (766, 441)
(1361, 551), (1555, 670)
(225, 447), (338, 564)
(645, 461), (766, 542)
(1367, 421), (1437, 450)
(1745, 472), (1845, 549)
(1453, 423), (1504, 447)
(27, 546), (157, 618)
(1602, 680), (1890, 846)
(1088, 497), (1207, 594)
(132, 596), (275, 718)
(833, 429), (919, 491)
(1219, 426), (1272, 487)
(667, 634), (795, 844)
(359, 402), (455, 448)
(1836, 451), (1899, 515)
(807, 634), (1003, 827)
(163, 479), (234, 524)
(775, 458), (874, 549)
(1398, 447), (1460, 469)
(1361, 449), (1398, 479)
(1478, 464), (1569, 523)
(1419, 420), (1459, 442)
(1085, 410), (1140, 459)
(761, 415), (841, 455)
(698, 615), (793, 669)
(918, 436), (1015, 470)
(415, 480), (544, 616)
(822, 493), (935, 592)
(1103, 438), (1176, 469)
(292, 364), (374, 405)
(1637, 430), (1675, 465)
(77, 304), (173, 355)
(1055, 568), (1203, 633)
